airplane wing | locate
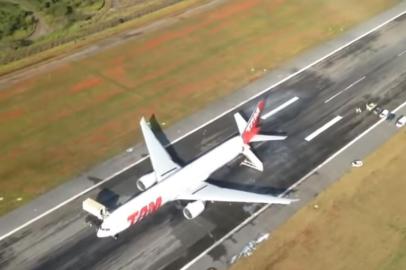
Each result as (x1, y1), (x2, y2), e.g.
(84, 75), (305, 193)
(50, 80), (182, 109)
(176, 183), (296, 205)
(140, 117), (181, 181)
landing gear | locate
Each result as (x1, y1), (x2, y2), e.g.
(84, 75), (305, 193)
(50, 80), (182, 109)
(85, 215), (101, 230)
(174, 200), (188, 210)
(113, 234), (119, 240)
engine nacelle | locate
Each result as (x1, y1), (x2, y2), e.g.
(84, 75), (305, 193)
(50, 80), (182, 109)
(183, 201), (205, 220)
(136, 172), (157, 191)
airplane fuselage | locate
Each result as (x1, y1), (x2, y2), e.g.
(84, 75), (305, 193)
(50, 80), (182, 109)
(97, 136), (245, 237)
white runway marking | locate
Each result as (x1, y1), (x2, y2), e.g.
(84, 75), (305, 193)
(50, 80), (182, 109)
(305, 116), (343, 142)
(398, 49), (406, 56)
(261, 96), (299, 119)
(1, 8), (405, 243)
(324, 76), (366, 103)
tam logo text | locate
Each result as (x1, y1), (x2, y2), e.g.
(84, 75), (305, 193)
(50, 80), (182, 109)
(127, 196), (162, 225)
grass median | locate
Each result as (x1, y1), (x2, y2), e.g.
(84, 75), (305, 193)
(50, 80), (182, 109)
(231, 128), (406, 270)
(0, 0), (399, 215)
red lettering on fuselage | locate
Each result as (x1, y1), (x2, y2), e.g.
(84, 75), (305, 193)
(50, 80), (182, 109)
(127, 196), (162, 225)
(127, 211), (139, 225)
(148, 196), (162, 213)
(138, 206), (148, 221)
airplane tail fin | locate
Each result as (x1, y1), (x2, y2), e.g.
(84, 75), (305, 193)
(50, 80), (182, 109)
(234, 100), (287, 144)
(234, 100), (287, 171)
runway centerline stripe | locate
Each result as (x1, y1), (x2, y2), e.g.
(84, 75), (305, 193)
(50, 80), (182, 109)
(324, 76), (366, 103)
(261, 96), (299, 119)
(304, 115), (343, 141)
(1, 8), (405, 243)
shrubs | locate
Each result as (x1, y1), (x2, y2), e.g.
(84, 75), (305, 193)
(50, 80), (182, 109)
(0, 0), (183, 68)
(0, 3), (36, 41)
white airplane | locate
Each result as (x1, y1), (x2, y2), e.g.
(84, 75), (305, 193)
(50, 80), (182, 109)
(83, 100), (296, 239)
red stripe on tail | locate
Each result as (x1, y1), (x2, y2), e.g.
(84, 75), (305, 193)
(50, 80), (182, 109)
(242, 100), (265, 144)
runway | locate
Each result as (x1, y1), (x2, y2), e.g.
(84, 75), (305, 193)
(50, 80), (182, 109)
(1, 11), (406, 270)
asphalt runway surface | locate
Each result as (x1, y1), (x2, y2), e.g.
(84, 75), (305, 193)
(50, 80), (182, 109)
(1, 12), (406, 270)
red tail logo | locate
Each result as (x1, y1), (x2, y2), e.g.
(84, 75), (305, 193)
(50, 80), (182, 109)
(242, 100), (265, 144)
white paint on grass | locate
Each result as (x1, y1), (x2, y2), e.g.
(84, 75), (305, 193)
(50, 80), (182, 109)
(305, 116), (343, 141)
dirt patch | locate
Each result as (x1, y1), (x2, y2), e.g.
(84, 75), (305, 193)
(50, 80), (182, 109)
(0, 108), (24, 123)
(138, 0), (261, 52)
(70, 76), (103, 93)
(209, 0), (260, 20)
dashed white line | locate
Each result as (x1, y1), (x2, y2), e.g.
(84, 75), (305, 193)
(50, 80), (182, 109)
(398, 49), (406, 56)
(305, 116), (343, 142)
(261, 96), (300, 119)
(324, 76), (366, 103)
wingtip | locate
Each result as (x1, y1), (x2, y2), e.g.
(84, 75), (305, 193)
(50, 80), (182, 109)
(140, 116), (147, 124)
(277, 197), (299, 205)
(287, 198), (299, 204)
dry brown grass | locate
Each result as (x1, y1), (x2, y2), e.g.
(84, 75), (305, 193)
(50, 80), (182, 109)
(231, 129), (406, 270)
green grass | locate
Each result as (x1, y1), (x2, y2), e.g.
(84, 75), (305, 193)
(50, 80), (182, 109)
(27, 0), (104, 24)
(0, 0), (202, 74)
(0, 1), (36, 42)
(0, 0), (399, 215)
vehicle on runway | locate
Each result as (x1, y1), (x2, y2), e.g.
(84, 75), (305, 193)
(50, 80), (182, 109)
(379, 109), (389, 119)
(83, 101), (296, 239)
(396, 115), (406, 127)
(373, 106), (382, 115)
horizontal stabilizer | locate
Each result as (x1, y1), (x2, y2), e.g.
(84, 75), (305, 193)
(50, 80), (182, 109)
(234, 100), (288, 144)
(242, 147), (264, 171)
(234, 112), (247, 134)
(177, 183), (296, 205)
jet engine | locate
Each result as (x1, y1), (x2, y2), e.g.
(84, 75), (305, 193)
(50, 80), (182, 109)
(136, 172), (157, 191)
(183, 201), (205, 219)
